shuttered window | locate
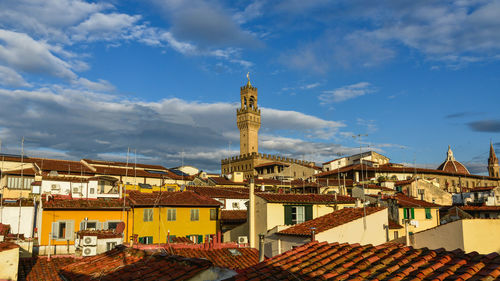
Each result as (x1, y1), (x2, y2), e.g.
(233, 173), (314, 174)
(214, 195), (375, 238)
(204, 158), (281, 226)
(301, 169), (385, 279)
(425, 208), (432, 219)
(190, 209), (199, 221)
(51, 220), (75, 240)
(7, 176), (34, 190)
(285, 205), (313, 225)
(167, 209), (176, 221)
(143, 209), (153, 222)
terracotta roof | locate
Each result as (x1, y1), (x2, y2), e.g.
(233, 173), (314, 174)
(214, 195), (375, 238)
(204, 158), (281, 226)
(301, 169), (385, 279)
(315, 163), (498, 180)
(437, 159), (470, 175)
(228, 241), (500, 280)
(59, 246), (213, 280)
(0, 223), (10, 236)
(388, 219), (404, 229)
(83, 158), (167, 170)
(221, 210), (247, 222)
(0, 241), (19, 252)
(278, 207), (386, 236)
(127, 191), (222, 207)
(76, 230), (123, 239)
(18, 257), (76, 281)
(257, 193), (356, 204)
(471, 186), (497, 192)
(2, 167), (37, 176)
(43, 197), (126, 209)
(393, 193), (441, 208)
(166, 247), (259, 270)
(42, 176), (91, 183)
(395, 179), (415, 186)
(1, 198), (35, 206)
(93, 166), (163, 178)
(254, 162), (290, 168)
(459, 205), (500, 211)
(187, 186), (249, 199)
(170, 236), (194, 244)
(209, 176), (246, 186)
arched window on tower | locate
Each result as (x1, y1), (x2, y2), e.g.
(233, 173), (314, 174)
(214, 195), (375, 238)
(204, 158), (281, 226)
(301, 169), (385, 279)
(249, 96), (255, 109)
(244, 97), (247, 108)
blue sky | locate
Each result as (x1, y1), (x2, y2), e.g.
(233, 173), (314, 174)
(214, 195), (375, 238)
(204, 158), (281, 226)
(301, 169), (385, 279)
(0, 0), (499, 173)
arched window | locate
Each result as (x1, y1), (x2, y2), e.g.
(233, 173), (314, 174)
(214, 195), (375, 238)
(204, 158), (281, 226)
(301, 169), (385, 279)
(249, 96), (255, 109)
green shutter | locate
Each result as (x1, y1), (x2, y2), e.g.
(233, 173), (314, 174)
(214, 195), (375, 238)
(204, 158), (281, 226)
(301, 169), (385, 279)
(198, 235), (203, 244)
(284, 205), (292, 225)
(411, 208), (415, 219)
(425, 208), (432, 219)
(305, 205), (313, 221)
(403, 208), (408, 219)
(138, 237), (145, 244)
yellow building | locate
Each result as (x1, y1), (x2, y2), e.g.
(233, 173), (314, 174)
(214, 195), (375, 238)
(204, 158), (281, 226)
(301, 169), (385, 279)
(40, 197), (129, 247)
(127, 191), (221, 244)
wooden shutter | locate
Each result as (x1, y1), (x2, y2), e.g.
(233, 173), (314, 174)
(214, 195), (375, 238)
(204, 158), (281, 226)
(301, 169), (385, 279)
(305, 205), (313, 221)
(403, 208), (408, 219)
(425, 208), (432, 219)
(79, 221), (85, 230)
(284, 205), (292, 225)
(65, 221), (75, 240)
(51, 222), (59, 239)
(138, 237), (145, 244)
(103, 221), (109, 230)
(410, 208), (415, 219)
(198, 235), (203, 244)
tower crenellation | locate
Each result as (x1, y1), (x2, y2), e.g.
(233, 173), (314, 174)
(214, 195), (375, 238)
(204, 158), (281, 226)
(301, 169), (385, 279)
(237, 75), (261, 155)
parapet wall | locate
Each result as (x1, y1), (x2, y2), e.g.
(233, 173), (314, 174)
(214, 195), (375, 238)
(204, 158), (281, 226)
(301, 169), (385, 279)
(221, 153), (315, 167)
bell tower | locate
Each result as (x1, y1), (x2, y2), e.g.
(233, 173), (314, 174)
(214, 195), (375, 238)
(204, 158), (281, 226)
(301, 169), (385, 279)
(237, 73), (261, 155)
(488, 141), (499, 178)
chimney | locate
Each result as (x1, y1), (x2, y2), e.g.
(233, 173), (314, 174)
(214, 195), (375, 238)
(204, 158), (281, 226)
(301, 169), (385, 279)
(310, 228), (316, 242)
(249, 178), (256, 248)
(258, 234), (265, 262)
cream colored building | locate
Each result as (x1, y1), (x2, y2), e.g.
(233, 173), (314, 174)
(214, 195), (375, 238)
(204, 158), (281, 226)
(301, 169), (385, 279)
(322, 151), (390, 172)
(264, 207), (388, 257)
(409, 219), (500, 254)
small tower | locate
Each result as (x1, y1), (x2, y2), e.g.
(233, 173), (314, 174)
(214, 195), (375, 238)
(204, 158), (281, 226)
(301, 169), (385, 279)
(237, 74), (261, 155)
(488, 142), (499, 178)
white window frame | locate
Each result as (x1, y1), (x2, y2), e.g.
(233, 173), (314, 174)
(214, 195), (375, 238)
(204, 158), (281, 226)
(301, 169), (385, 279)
(167, 209), (176, 221)
(79, 220), (100, 230)
(190, 209), (199, 221)
(103, 220), (122, 230)
(291, 206), (305, 224)
(143, 209), (154, 222)
(51, 220), (75, 241)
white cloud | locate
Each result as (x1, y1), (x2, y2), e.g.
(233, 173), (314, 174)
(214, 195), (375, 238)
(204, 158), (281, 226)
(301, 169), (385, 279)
(319, 82), (376, 103)
(0, 65), (32, 87)
(71, 12), (142, 42)
(0, 29), (76, 79)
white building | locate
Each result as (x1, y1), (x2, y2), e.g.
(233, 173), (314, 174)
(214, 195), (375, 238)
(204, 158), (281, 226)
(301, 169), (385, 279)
(322, 151), (390, 172)
(0, 199), (36, 238)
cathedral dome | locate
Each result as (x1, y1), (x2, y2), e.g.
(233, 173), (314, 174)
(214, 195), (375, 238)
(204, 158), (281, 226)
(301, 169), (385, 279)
(437, 146), (470, 175)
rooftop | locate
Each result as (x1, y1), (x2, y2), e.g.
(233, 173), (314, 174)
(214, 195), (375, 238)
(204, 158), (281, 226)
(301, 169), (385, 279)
(127, 191), (222, 207)
(43, 197), (126, 209)
(187, 186), (249, 199)
(221, 210), (247, 223)
(228, 241), (500, 280)
(257, 193), (356, 204)
(166, 247), (259, 271)
(278, 207), (386, 236)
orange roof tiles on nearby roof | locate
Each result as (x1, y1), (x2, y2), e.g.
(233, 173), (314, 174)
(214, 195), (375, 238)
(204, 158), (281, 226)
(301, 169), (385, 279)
(0, 241), (19, 252)
(2, 167), (37, 176)
(187, 186), (249, 199)
(18, 257), (76, 281)
(208, 176), (246, 186)
(1, 198), (35, 206)
(59, 246), (213, 281)
(76, 230), (123, 239)
(127, 191), (222, 207)
(459, 205), (500, 211)
(392, 193), (441, 208)
(278, 207), (386, 236)
(471, 186), (497, 192)
(166, 247), (259, 271)
(226, 241), (500, 280)
(221, 210), (247, 223)
(388, 219), (404, 229)
(43, 198), (126, 209)
(257, 193), (356, 204)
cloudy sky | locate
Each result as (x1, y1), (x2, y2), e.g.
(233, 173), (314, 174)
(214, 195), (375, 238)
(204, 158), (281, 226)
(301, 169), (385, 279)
(0, 0), (499, 173)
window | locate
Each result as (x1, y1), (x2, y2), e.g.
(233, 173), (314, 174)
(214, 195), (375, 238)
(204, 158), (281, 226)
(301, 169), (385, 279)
(89, 188), (95, 194)
(7, 176), (34, 190)
(232, 202), (239, 209)
(425, 208), (432, 219)
(139, 236), (153, 244)
(80, 220), (99, 230)
(394, 231), (399, 239)
(191, 209), (199, 221)
(106, 242), (117, 251)
(51, 220), (75, 240)
(105, 221), (121, 231)
(210, 209), (217, 220)
(143, 209), (153, 222)
(403, 208), (415, 220)
(187, 234), (203, 244)
(284, 205), (312, 225)
(167, 209), (176, 221)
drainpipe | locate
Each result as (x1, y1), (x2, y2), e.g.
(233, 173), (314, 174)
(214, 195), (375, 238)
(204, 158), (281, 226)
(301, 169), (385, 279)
(258, 234), (265, 262)
(249, 178), (256, 248)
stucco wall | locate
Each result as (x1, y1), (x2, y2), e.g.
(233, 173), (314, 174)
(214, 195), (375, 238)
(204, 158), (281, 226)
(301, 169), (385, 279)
(411, 219), (500, 254)
(0, 246), (19, 281)
(0, 205), (35, 238)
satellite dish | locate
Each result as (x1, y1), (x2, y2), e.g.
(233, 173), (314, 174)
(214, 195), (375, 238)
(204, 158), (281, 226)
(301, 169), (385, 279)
(227, 174), (232, 179)
(180, 185), (186, 191)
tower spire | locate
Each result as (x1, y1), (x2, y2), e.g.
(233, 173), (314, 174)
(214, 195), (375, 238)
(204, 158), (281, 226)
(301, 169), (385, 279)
(488, 141), (499, 178)
(237, 74), (260, 155)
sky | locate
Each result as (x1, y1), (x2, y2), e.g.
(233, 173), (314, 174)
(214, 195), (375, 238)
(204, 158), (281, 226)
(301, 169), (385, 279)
(0, 0), (499, 174)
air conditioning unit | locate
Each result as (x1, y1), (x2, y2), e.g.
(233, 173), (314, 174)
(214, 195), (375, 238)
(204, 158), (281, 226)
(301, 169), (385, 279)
(82, 236), (97, 246)
(82, 246), (97, 256)
(238, 236), (248, 244)
(51, 184), (60, 191)
(73, 187), (81, 193)
(410, 220), (419, 227)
